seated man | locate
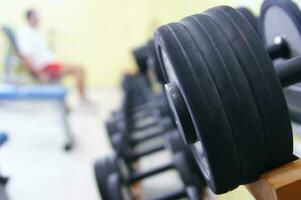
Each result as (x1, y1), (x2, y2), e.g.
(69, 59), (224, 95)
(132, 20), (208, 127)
(16, 9), (86, 100)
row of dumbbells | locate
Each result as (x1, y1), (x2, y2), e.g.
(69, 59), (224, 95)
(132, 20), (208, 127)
(94, 0), (301, 199)
(94, 44), (208, 199)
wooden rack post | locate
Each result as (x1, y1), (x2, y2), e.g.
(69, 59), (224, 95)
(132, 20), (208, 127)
(246, 159), (301, 200)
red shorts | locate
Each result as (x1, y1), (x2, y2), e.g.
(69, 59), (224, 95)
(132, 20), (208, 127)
(43, 63), (63, 79)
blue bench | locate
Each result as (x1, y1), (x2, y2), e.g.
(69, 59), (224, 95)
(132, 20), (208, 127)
(0, 132), (7, 147)
(0, 84), (73, 151)
(0, 84), (67, 100)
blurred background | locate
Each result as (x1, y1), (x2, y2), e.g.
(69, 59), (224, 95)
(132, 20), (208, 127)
(0, 0), (299, 200)
(0, 0), (258, 86)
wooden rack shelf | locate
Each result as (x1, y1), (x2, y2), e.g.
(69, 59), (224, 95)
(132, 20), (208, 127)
(246, 159), (301, 200)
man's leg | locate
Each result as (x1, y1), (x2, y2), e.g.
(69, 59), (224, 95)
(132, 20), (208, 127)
(59, 64), (86, 99)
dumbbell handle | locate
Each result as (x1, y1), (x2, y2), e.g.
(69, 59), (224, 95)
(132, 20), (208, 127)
(128, 162), (174, 183)
(130, 129), (164, 145)
(267, 38), (290, 60)
(275, 57), (301, 88)
(149, 188), (187, 200)
(131, 119), (157, 132)
(131, 143), (165, 161)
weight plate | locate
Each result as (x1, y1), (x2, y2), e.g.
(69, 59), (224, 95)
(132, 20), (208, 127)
(237, 7), (259, 35)
(260, 0), (301, 61)
(94, 155), (118, 200)
(165, 130), (205, 189)
(164, 130), (187, 154)
(106, 118), (118, 136)
(181, 13), (266, 185)
(154, 22), (240, 193)
(133, 45), (148, 74)
(205, 6), (293, 171)
(107, 173), (134, 200)
(173, 152), (198, 187)
(147, 40), (166, 84)
(261, 0), (301, 126)
(186, 186), (203, 200)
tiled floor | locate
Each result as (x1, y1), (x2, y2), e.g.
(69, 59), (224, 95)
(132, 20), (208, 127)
(0, 88), (121, 200)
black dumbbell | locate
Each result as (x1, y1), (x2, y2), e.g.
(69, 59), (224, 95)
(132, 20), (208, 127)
(133, 45), (149, 75)
(154, 5), (301, 194)
(107, 107), (174, 145)
(236, 1), (301, 126)
(109, 117), (175, 153)
(111, 94), (170, 128)
(95, 132), (205, 200)
(259, 0), (301, 125)
(108, 129), (182, 174)
(122, 73), (150, 92)
(106, 153), (203, 200)
(107, 96), (173, 145)
(108, 175), (201, 200)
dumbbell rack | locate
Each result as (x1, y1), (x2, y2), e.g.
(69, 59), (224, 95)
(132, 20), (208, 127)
(246, 159), (301, 200)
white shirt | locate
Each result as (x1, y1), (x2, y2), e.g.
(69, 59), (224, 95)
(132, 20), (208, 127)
(16, 26), (54, 70)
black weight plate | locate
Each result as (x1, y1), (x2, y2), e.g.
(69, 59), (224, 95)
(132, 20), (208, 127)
(260, 0), (301, 61)
(107, 173), (134, 200)
(147, 40), (166, 84)
(261, 0), (301, 126)
(111, 133), (123, 151)
(162, 114), (205, 189)
(94, 155), (119, 200)
(132, 44), (148, 73)
(237, 7), (259, 35)
(106, 118), (118, 136)
(164, 130), (187, 154)
(173, 150), (206, 189)
(204, 6), (293, 170)
(164, 22), (241, 192)
(284, 86), (301, 124)
(186, 186), (203, 200)
(181, 14), (266, 185)
(173, 152), (196, 186)
(154, 22), (240, 193)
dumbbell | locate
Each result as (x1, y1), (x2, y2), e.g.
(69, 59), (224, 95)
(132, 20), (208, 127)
(154, 5), (301, 194)
(95, 132), (205, 200)
(133, 45), (149, 75)
(120, 88), (168, 122)
(112, 93), (169, 124)
(107, 97), (173, 142)
(106, 153), (203, 200)
(107, 90), (173, 149)
(121, 75), (154, 111)
(108, 101), (172, 137)
(108, 117), (175, 153)
(236, 5), (291, 61)
(259, 0), (301, 125)
(236, 2), (301, 125)
(108, 175), (200, 200)
(108, 127), (179, 174)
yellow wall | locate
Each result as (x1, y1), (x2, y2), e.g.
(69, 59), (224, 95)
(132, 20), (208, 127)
(0, 0), (261, 86)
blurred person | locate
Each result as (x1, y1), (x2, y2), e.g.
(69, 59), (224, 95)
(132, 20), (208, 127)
(16, 9), (88, 101)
